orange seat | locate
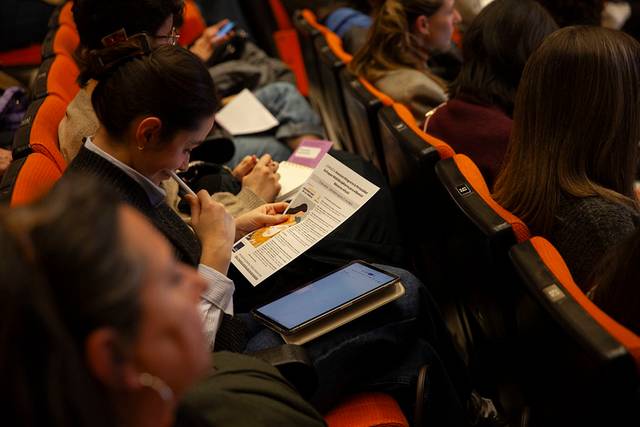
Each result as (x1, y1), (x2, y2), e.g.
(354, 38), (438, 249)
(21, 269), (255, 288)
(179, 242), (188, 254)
(0, 152), (63, 207)
(0, 44), (42, 67)
(42, 23), (81, 59)
(325, 393), (409, 427)
(32, 54), (80, 104)
(179, 0), (206, 47)
(58, 2), (76, 29)
(509, 236), (640, 424)
(429, 154), (531, 381)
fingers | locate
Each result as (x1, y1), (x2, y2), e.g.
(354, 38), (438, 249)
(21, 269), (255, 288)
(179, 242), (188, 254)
(184, 194), (200, 220)
(266, 202), (289, 214)
(256, 154), (273, 167)
(258, 214), (288, 226)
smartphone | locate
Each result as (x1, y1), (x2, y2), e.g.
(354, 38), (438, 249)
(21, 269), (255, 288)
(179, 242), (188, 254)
(252, 261), (399, 334)
(217, 21), (236, 38)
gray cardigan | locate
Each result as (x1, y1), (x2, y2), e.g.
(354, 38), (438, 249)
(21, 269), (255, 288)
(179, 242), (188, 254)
(374, 68), (447, 122)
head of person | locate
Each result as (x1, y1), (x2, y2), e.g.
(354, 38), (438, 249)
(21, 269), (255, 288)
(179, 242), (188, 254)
(85, 42), (219, 184)
(493, 26), (640, 235)
(73, 0), (184, 51)
(589, 227), (640, 336)
(450, 0), (557, 115)
(0, 176), (208, 427)
(349, 0), (461, 82)
(534, 0), (604, 27)
(73, 0), (185, 85)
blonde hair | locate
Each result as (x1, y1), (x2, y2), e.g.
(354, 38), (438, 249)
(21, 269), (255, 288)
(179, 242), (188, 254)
(348, 0), (446, 89)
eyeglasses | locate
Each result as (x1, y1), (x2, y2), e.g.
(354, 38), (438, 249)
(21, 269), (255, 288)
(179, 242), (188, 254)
(153, 27), (180, 46)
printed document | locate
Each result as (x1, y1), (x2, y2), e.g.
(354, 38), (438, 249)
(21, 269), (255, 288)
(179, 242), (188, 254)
(215, 89), (279, 135)
(231, 154), (379, 286)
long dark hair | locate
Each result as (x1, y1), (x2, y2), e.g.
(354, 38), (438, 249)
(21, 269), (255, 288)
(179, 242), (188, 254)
(83, 42), (219, 142)
(0, 175), (142, 427)
(493, 26), (640, 235)
(450, 0), (557, 115)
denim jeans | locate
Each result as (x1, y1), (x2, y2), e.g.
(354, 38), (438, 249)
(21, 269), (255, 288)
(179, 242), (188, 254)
(239, 265), (469, 424)
(227, 82), (325, 167)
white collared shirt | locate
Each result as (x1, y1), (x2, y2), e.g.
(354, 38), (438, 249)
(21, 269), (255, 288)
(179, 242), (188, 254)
(84, 137), (235, 349)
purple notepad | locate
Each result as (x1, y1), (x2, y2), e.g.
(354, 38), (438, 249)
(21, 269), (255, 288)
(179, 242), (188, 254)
(287, 139), (334, 168)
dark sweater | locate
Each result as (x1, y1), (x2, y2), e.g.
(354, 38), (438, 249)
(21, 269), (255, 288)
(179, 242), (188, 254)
(66, 146), (202, 266)
(427, 97), (512, 187)
(549, 194), (640, 289)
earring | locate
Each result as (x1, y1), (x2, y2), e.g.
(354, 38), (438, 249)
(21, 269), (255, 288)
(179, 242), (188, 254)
(138, 372), (174, 401)
(137, 145), (144, 151)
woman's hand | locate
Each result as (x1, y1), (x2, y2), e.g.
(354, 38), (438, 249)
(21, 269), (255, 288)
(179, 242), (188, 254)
(0, 148), (12, 178)
(231, 155), (257, 180)
(242, 154), (281, 202)
(189, 19), (235, 63)
(184, 190), (235, 274)
(235, 202), (289, 240)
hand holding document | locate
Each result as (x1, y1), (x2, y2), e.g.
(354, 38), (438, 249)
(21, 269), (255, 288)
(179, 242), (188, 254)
(231, 154), (380, 286)
(215, 89), (279, 135)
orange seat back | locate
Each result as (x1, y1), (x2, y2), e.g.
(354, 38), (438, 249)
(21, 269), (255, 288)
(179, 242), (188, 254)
(58, 2), (76, 29)
(42, 23), (80, 59)
(32, 54), (80, 104)
(452, 154), (530, 243)
(393, 103), (454, 160)
(178, 0), (206, 47)
(325, 393), (409, 427)
(1, 153), (63, 207)
(509, 236), (640, 423)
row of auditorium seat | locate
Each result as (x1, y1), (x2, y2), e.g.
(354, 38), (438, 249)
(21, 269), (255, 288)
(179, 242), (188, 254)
(294, 9), (640, 424)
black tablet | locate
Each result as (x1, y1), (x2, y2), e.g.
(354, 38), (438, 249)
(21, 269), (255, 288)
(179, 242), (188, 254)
(252, 261), (399, 334)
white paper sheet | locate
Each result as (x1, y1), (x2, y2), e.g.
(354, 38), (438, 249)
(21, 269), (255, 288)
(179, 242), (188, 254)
(231, 154), (380, 286)
(215, 89), (279, 135)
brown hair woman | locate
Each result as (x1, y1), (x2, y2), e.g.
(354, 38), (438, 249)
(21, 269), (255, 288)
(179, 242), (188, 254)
(493, 26), (640, 288)
(348, 0), (461, 121)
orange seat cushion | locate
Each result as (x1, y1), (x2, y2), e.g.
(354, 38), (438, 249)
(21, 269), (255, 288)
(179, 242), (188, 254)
(530, 236), (640, 370)
(394, 103), (455, 159)
(454, 154), (530, 243)
(46, 54), (80, 103)
(10, 153), (63, 207)
(358, 77), (394, 106)
(324, 32), (353, 64)
(324, 392), (409, 427)
(179, 0), (206, 47)
(53, 24), (80, 57)
(28, 94), (68, 171)
(302, 9), (330, 35)
(58, 2), (76, 29)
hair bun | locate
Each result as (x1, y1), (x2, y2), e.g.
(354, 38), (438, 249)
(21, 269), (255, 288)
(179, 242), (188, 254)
(82, 32), (152, 82)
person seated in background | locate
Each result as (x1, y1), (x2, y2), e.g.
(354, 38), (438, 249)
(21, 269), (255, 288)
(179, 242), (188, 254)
(493, 26), (640, 288)
(425, 0), (557, 186)
(0, 176), (326, 427)
(63, 0), (323, 169)
(348, 0), (462, 122)
(314, 0), (384, 54)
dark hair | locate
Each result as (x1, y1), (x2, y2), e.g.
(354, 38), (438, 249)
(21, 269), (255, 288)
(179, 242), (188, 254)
(533, 0), (604, 27)
(86, 43), (219, 142)
(589, 227), (640, 336)
(348, 0), (446, 86)
(73, 0), (184, 51)
(450, 0), (557, 115)
(494, 26), (640, 235)
(0, 174), (142, 427)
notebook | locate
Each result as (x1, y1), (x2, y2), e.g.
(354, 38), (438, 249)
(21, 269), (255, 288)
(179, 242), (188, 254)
(275, 139), (333, 202)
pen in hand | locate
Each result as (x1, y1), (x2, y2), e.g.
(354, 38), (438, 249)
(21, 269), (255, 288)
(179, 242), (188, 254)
(167, 170), (197, 197)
